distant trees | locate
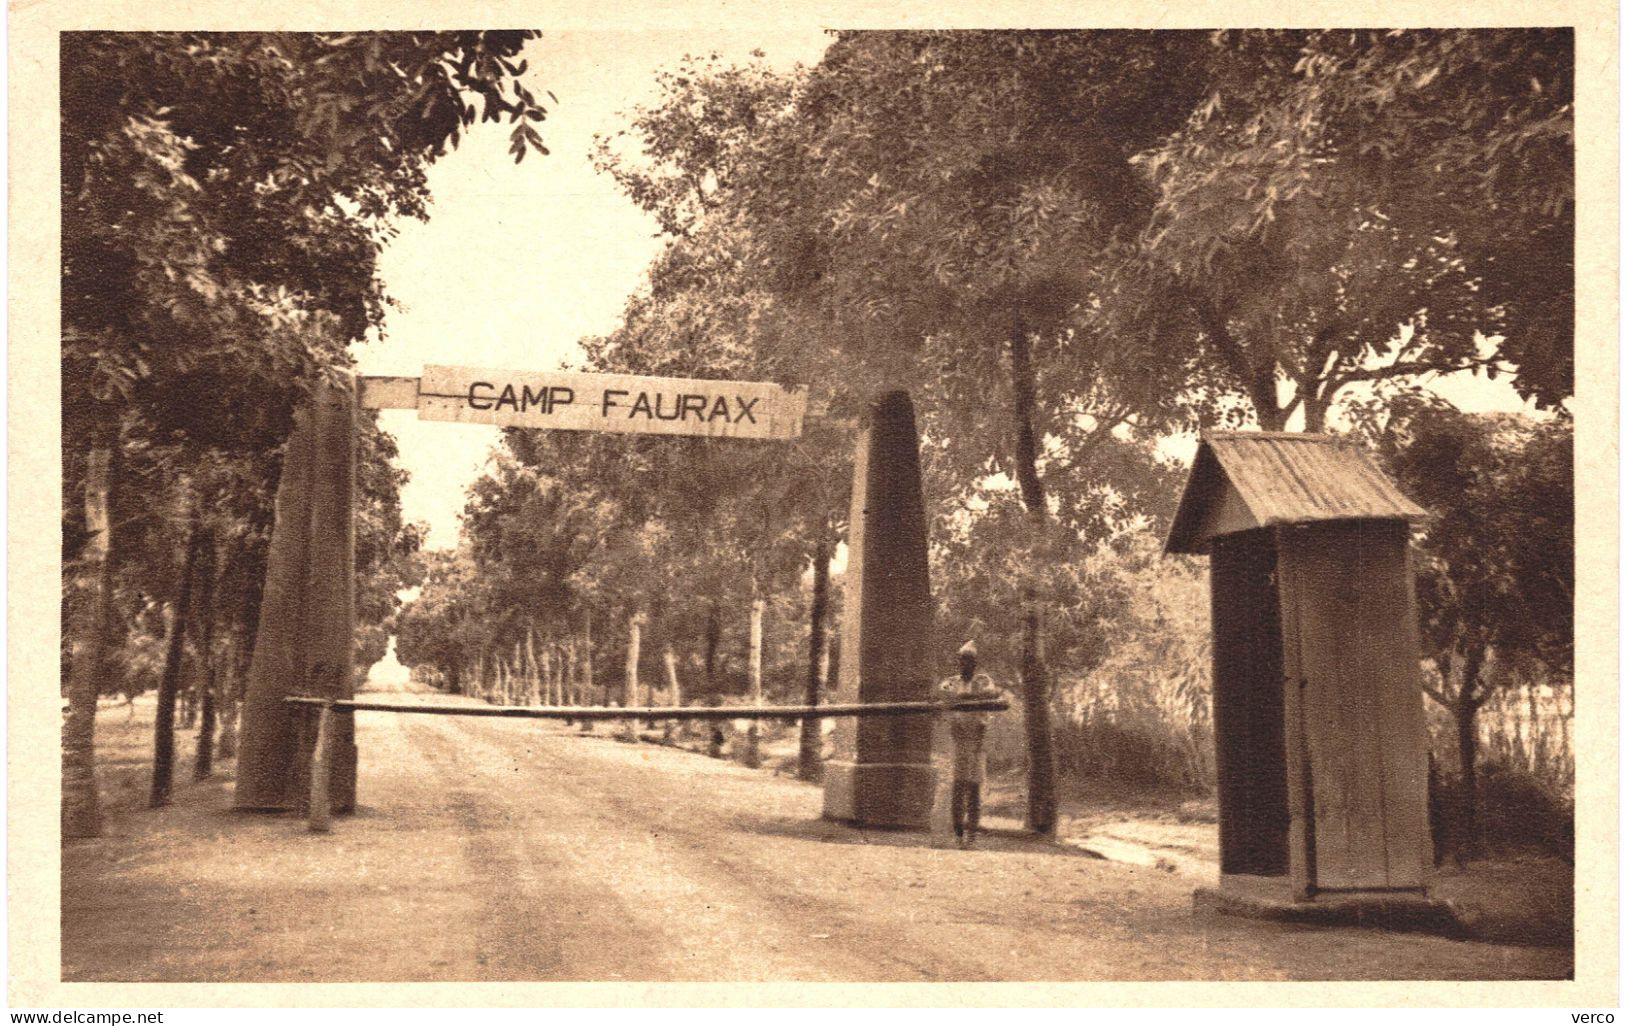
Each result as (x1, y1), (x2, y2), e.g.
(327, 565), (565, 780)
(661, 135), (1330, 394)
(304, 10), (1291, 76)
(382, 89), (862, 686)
(393, 417), (844, 751)
(394, 547), (489, 696)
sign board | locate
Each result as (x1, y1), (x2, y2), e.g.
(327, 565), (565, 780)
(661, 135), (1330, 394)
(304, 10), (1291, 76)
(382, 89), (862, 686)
(364, 366), (808, 440)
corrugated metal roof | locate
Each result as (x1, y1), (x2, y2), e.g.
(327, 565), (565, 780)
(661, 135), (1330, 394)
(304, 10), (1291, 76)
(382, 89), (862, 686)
(1165, 432), (1427, 554)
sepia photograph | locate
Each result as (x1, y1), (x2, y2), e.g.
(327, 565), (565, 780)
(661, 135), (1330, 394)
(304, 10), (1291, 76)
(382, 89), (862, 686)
(12, 0), (1617, 1009)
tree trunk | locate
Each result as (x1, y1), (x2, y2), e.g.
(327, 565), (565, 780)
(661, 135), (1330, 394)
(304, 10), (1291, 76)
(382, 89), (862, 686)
(539, 642), (552, 706)
(622, 610), (643, 740)
(1456, 648), (1486, 859)
(1256, 400), (1288, 431)
(1193, 300), (1284, 431)
(1302, 386), (1330, 434)
(1249, 348), (1285, 430)
(662, 643), (682, 744)
(151, 514), (205, 808)
(215, 639), (242, 761)
(798, 538), (831, 782)
(745, 586), (765, 768)
(582, 612), (596, 702)
(62, 437), (116, 838)
(194, 655), (217, 781)
(1019, 603), (1057, 834)
(574, 632), (593, 733)
(704, 601), (722, 692)
(661, 645), (679, 700)
(524, 625), (539, 705)
(192, 546), (222, 780)
(624, 612), (643, 707)
(1008, 317), (1058, 835)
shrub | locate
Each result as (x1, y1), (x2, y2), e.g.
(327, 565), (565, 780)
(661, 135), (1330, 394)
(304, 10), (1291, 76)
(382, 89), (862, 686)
(1429, 759), (1573, 862)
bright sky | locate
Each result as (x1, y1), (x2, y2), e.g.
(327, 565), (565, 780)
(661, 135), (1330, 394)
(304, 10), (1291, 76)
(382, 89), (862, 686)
(357, 29), (1542, 548)
(354, 30), (833, 548)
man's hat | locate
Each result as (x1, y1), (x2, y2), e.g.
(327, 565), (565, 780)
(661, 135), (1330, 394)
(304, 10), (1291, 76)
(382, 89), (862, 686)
(958, 640), (978, 658)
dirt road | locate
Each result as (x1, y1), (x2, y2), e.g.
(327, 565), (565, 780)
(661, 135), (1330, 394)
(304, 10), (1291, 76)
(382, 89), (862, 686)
(62, 688), (1572, 982)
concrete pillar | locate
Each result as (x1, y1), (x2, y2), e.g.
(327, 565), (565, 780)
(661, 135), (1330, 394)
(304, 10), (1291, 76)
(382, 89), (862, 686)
(822, 391), (936, 828)
(234, 381), (357, 812)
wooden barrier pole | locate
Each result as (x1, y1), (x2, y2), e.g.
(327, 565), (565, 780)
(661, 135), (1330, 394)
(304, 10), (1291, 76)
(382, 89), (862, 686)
(307, 702), (334, 833)
(285, 695), (1008, 721)
(290, 694), (1007, 836)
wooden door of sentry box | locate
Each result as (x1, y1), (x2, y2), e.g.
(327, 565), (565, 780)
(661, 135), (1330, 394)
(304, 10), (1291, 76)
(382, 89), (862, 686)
(1209, 530), (1289, 878)
(1278, 520), (1430, 892)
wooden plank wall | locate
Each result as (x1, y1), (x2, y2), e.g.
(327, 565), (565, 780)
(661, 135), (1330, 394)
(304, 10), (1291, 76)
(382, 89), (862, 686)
(1278, 520), (1428, 891)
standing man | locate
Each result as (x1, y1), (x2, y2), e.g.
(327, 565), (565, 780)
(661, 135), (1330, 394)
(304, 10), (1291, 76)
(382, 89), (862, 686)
(942, 640), (995, 849)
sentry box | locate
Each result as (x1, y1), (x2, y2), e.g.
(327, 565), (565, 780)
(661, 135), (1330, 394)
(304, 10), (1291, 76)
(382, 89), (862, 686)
(1166, 432), (1432, 904)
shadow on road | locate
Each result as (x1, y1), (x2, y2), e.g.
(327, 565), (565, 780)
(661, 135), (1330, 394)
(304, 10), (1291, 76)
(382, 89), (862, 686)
(736, 812), (1109, 858)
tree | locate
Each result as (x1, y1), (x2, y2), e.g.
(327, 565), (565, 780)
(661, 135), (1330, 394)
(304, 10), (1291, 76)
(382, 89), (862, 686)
(149, 504), (205, 807)
(1378, 400), (1573, 854)
(61, 31), (550, 836)
(1116, 29), (1573, 430)
(594, 52), (796, 240)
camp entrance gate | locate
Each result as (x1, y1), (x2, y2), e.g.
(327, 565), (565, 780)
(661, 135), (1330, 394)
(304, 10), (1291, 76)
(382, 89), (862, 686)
(288, 694), (1010, 832)
(234, 367), (948, 833)
(235, 369), (1441, 922)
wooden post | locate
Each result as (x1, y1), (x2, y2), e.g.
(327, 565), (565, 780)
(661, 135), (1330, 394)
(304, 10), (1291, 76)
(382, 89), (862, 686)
(308, 702), (334, 833)
(1277, 529), (1317, 901)
(578, 620), (595, 733)
(929, 701), (955, 843)
(663, 643), (682, 744)
(745, 588), (765, 767)
(526, 627), (541, 705)
(234, 380), (357, 811)
(797, 539), (831, 782)
(583, 613), (595, 697)
(622, 610), (643, 741)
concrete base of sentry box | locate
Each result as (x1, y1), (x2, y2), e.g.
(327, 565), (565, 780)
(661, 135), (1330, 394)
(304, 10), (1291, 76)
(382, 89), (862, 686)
(822, 760), (936, 830)
(1195, 874), (1464, 937)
